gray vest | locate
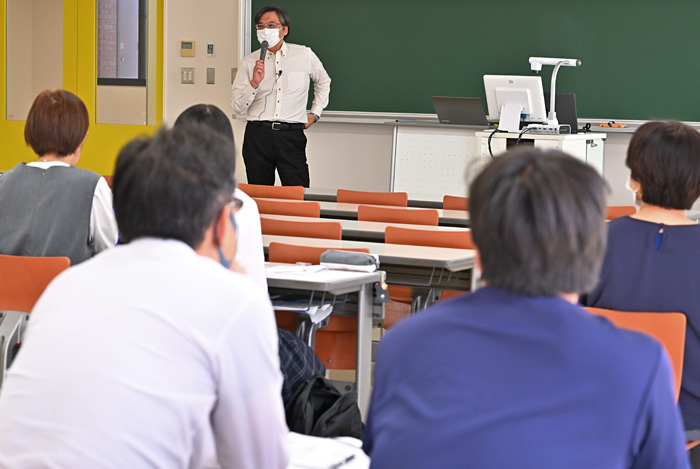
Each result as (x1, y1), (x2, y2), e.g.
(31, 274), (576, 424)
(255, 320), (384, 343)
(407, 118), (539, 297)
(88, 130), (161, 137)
(0, 163), (101, 266)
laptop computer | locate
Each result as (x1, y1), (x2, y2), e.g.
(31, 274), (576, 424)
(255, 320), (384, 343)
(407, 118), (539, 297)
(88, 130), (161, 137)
(432, 96), (488, 126)
(544, 92), (579, 133)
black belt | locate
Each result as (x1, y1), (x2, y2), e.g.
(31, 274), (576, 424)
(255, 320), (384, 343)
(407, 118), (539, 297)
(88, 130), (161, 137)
(249, 120), (304, 131)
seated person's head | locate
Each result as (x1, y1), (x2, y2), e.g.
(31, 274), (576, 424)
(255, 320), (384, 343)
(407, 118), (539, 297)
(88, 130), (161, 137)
(24, 89), (89, 158)
(174, 104), (234, 142)
(626, 120), (700, 210)
(112, 124), (236, 250)
(469, 148), (607, 297)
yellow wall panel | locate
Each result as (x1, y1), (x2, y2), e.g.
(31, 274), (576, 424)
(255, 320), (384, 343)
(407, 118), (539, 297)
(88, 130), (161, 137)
(0, 0), (163, 173)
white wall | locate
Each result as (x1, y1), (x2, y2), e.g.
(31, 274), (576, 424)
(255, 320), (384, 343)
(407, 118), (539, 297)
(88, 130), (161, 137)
(163, 0), (245, 180)
(6, 0), (62, 121)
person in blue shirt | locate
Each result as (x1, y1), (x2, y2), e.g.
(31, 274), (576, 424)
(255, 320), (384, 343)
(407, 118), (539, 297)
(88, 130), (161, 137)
(364, 148), (689, 468)
(581, 120), (700, 465)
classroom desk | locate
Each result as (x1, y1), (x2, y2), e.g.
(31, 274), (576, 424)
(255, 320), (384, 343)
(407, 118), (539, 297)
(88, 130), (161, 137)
(304, 188), (444, 209)
(255, 198), (469, 227)
(266, 264), (382, 419)
(260, 214), (470, 242)
(263, 234), (477, 295)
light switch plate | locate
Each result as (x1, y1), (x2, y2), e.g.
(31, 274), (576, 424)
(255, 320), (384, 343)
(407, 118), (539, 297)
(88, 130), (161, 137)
(206, 68), (215, 84)
(181, 67), (194, 84)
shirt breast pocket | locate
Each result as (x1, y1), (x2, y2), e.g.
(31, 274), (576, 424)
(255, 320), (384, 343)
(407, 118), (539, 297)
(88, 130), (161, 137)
(287, 72), (309, 92)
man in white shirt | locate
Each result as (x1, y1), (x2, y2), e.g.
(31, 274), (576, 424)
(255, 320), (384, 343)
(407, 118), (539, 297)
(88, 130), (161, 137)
(232, 5), (331, 187)
(0, 125), (289, 469)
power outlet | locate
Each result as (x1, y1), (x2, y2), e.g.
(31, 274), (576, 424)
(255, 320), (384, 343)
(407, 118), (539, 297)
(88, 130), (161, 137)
(181, 67), (195, 84)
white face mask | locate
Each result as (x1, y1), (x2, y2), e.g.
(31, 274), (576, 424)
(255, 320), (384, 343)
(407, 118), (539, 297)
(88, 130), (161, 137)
(625, 176), (640, 207)
(257, 28), (282, 50)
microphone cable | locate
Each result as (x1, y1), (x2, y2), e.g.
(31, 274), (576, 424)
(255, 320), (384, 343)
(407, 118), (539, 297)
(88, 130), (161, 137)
(256, 70), (283, 121)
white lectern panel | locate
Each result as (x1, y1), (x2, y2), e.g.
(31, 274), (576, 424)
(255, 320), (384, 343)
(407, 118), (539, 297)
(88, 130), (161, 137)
(392, 126), (480, 196)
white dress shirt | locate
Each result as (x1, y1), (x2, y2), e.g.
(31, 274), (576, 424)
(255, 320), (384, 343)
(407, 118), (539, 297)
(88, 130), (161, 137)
(232, 42), (331, 123)
(0, 238), (289, 469)
(26, 161), (118, 253)
(234, 188), (267, 290)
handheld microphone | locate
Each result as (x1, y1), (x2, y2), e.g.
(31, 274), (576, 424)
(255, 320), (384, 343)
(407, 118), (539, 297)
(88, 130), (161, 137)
(259, 41), (269, 60)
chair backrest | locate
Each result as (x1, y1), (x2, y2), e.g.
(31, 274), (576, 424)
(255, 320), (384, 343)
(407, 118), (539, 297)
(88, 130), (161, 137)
(0, 254), (70, 312)
(261, 218), (342, 240)
(606, 206), (636, 220)
(358, 205), (439, 226)
(254, 198), (321, 217)
(584, 307), (686, 402)
(443, 195), (469, 211)
(385, 226), (474, 249)
(102, 175), (113, 188)
(239, 183), (304, 200)
(268, 242), (370, 265)
(337, 189), (408, 207)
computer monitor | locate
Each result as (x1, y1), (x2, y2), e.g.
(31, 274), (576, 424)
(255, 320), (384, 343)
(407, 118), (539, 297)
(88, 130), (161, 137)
(483, 75), (548, 132)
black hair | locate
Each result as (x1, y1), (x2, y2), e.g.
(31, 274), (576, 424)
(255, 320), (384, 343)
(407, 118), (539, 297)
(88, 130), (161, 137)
(469, 148), (608, 296)
(112, 124), (236, 248)
(254, 5), (291, 38)
(174, 104), (234, 142)
(626, 120), (700, 210)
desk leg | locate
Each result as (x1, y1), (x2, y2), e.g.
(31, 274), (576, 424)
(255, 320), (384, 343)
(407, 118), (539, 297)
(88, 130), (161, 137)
(356, 283), (373, 421)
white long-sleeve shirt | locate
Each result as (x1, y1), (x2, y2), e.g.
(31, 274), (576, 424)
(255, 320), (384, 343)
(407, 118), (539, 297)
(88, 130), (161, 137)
(0, 238), (289, 469)
(234, 188), (267, 290)
(232, 42), (331, 123)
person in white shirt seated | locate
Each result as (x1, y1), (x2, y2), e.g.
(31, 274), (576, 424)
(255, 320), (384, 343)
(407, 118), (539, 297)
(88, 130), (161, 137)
(174, 103), (326, 408)
(0, 124), (289, 468)
(0, 89), (117, 265)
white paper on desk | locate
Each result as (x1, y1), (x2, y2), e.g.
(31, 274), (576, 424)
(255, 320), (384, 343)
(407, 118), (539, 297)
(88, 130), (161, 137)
(272, 301), (333, 324)
(287, 432), (369, 469)
(267, 265), (328, 275)
(320, 262), (377, 273)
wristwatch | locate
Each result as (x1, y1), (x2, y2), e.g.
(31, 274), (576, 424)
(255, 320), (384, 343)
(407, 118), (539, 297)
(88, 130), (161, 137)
(310, 113), (320, 123)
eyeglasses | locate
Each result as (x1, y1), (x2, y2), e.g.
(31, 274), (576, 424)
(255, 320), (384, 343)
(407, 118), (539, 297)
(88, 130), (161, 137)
(255, 21), (284, 30)
(228, 197), (244, 211)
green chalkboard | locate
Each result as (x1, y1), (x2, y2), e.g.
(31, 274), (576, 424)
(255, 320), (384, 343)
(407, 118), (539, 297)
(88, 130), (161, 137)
(251, 0), (700, 121)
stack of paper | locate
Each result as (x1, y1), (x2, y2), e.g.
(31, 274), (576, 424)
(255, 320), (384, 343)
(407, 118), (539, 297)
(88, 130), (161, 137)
(287, 432), (369, 468)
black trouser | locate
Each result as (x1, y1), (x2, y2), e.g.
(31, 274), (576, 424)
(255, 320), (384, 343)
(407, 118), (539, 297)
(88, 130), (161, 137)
(242, 121), (309, 187)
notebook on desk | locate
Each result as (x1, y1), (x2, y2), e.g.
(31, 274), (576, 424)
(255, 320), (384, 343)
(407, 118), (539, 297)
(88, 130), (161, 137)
(544, 92), (580, 133)
(432, 96), (488, 126)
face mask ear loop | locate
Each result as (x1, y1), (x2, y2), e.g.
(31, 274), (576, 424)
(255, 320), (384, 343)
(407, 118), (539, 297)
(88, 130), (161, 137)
(213, 207), (233, 269)
(217, 207), (238, 269)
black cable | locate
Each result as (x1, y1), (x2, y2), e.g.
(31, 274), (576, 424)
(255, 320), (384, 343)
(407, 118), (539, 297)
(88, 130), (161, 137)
(516, 127), (534, 147)
(487, 128), (507, 158)
(256, 70), (283, 120)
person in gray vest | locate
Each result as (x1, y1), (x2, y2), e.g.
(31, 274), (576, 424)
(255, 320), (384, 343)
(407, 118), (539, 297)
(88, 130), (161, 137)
(0, 89), (118, 266)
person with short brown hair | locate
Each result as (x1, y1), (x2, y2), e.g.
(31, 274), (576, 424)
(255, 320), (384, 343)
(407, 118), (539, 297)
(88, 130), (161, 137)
(0, 89), (117, 265)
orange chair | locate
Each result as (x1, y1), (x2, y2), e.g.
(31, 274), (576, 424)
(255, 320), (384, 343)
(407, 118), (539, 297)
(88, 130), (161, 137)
(606, 206), (636, 220)
(384, 226), (475, 327)
(239, 183), (304, 200)
(0, 254), (70, 312)
(337, 189), (408, 207)
(357, 205), (439, 226)
(584, 307), (686, 402)
(385, 226), (474, 250)
(443, 195), (469, 211)
(255, 198), (321, 217)
(0, 254), (70, 388)
(268, 242), (371, 369)
(261, 217), (342, 240)
(102, 175), (113, 188)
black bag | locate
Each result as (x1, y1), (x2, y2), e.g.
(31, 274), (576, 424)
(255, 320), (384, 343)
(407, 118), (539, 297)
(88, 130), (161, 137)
(285, 375), (363, 439)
